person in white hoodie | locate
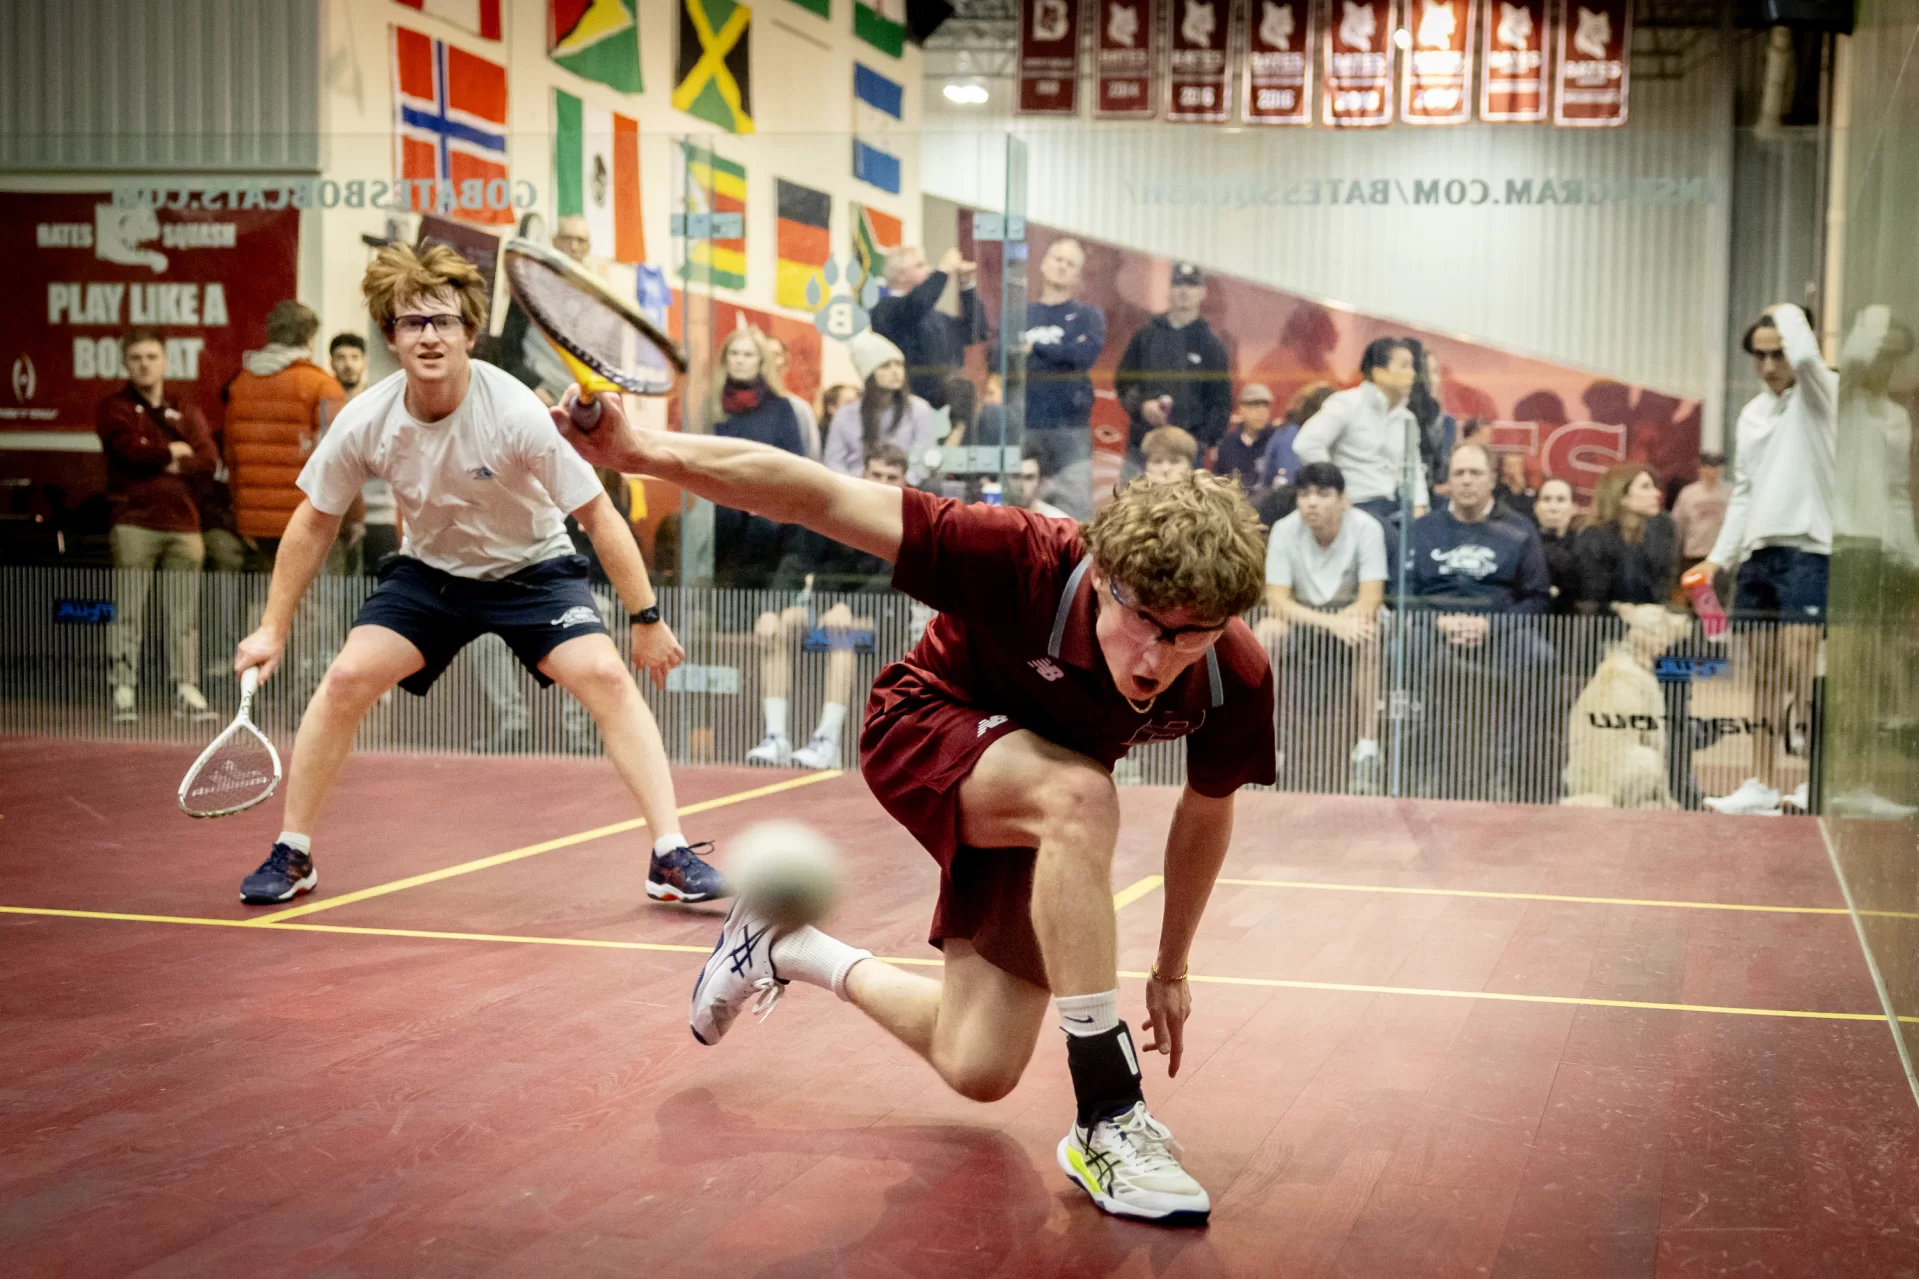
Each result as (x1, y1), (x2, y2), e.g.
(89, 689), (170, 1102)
(1292, 337), (1430, 527)
(1692, 303), (1833, 814)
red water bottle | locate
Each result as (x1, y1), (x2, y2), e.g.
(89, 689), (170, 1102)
(1682, 563), (1728, 641)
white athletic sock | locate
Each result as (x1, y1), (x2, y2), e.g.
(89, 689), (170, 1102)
(653, 832), (689, 857)
(1056, 989), (1120, 1038)
(763, 697), (789, 740)
(276, 831), (312, 855)
(771, 925), (871, 1001)
(1351, 737), (1379, 762)
(814, 701), (848, 744)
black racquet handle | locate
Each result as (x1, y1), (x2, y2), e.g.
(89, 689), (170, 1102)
(570, 393), (604, 432)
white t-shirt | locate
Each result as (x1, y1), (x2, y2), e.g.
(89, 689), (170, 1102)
(297, 363), (604, 580)
(1265, 507), (1388, 608)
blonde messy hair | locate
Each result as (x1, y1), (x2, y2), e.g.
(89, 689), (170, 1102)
(362, 243), (489, 338)
(1083, 471), (1266, 621)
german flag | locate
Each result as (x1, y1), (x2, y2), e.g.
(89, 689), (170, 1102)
(775, 180), (831, 311)
(680, 141), (746, 289)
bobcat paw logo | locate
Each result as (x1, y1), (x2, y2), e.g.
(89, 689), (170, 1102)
(808, 255), (876, 343)
(1497, 1), (1533, 48)
(1031, 0), (1069, 41)
(1416, 0), (1456, 48)
(1259, 0), (1295, 49)
(1338, 0), (1376, 50)
(1180, 0), (1216, 46)
(1573, 5), (1611, 59)
(1106, 1), (1139, 46)
(93, 205), (168, 273)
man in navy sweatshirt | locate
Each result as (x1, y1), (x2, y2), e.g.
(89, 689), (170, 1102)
(1399, 442), (1555, 799)
(870, 245), (986, 410)
(1023, 237), (1107, 519)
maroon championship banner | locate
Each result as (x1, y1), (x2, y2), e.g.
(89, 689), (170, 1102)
(0, 191), (300, 440)
(1554, 0), (1630, 126)
(1095, 0), (1156, 118)
(1480, 0), (1550, 122)
(1401, 0), (1474, 124)
(1166, 0), (1231, 122)
(1323, 0), (1395, 127)
(1017, 0), (1081, 115)
(1241, 0), (1313, 124)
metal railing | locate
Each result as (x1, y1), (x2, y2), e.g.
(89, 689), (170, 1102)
(0, 567), (1822, 810)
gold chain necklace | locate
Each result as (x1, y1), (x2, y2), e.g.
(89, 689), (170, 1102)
(1125, 692), (1158, 714)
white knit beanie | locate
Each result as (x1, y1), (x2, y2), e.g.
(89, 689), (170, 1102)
(848, 329), (905, 384)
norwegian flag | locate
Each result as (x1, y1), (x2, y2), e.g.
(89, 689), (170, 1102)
(392, 26), (512, 226)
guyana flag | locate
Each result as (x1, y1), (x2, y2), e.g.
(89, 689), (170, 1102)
(549, 0), (642, 94)
(775, 180), (831, 311)
(674, 0), (753, 134)
(851, 201), (901, 292)
(681, 142), (746, 290)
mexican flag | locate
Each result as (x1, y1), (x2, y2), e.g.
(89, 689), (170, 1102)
(554, 89), (645, 264)
(550, 0), (643, 94)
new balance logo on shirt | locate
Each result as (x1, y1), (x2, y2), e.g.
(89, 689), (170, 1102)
(1029, 658), (1065, 682)
(977, 714), (1009, 737)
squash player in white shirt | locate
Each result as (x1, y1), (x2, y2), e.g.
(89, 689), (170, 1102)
(1691, 303), (1834, 815)
(230, 244), (727, 906)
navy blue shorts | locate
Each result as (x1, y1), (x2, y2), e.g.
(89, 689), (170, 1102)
(355, 554), (610, 696)
(1733, 546), (1829, 622)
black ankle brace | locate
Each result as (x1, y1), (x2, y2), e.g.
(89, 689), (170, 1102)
(1064, 1020), (1145, 1128)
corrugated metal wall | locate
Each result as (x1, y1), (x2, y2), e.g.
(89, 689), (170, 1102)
(0, 0), (320, 172)
(922, 49), (1735, 409)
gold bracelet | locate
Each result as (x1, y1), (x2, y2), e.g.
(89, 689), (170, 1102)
(1150, 964), (1188, 983)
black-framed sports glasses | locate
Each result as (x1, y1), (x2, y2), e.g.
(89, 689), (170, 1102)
(1107, 579), (1229, 654)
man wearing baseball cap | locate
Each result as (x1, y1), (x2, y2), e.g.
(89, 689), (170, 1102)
(1114, 262), (1233, 470)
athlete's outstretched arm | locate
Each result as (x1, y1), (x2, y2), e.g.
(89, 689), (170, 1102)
(1142, 785), (1236, 1077)
(554, 390), (902, 562)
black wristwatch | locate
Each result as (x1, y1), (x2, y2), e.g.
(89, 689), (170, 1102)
(633, 605), (662, 625)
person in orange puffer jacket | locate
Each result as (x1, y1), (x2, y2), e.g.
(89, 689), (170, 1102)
(222, 300), (352, 568)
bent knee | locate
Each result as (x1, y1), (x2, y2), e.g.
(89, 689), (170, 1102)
(566, 654), (635, 699)
(318, 659), (393, 705)
(946, 1063), (1023, 1104)
(1037, 764), (1119, 837)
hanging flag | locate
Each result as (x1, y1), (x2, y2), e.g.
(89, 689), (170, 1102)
(1095, 0), (1156, 118)
(392, 26), (513, 226)
(775, 180), (832, 310)
(853, 0), (905, 57)
(550, 0), (644, 93)
(554, 90), (645, 264)
(635, 263), (673, 325)
(1480, 0), (1550, 122)
(1554, 0), (1629, 127)
(394, 0), (502, 40)
(851, 62), (903, 194)
(788, 0), (830, 14)
(851, 201), (902, 290)
(1400, 0), (1473, 124)
(1322, 0), (1395, 127)
(1166, 0), (1230, 122)
(675, 0), (754, 133)
(1018, 0), (1080, 114)
(1242, 0), (1312, 124)
(680, 142), (747, 290)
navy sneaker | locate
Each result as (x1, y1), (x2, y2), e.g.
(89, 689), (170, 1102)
(240, 843), (317, 905)
(647, 840), (729, 904)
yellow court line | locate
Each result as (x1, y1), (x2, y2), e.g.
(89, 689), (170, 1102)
(7, 903), (1910, 1023)
(1112, 875), (1164, 912)
(247, 770), (846, 925)
(1210, 878), (1919, 918)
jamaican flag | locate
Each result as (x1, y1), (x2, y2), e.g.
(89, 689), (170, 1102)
(674, 0), (753, 134)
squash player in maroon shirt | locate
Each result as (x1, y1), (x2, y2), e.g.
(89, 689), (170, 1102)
(557, 390), (1273, 1225)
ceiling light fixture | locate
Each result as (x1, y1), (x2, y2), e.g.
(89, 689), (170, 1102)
(943, 82), (989, 106)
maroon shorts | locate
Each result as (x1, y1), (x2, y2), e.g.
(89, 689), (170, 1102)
(858, 690), (1050, 990)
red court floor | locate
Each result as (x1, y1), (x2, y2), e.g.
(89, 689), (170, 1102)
(4, 736), (1918, 1278)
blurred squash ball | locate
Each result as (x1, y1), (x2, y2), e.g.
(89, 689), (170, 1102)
(730, 821), (842, 930)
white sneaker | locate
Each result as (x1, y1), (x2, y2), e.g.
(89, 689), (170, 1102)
(745, 733), (792, 767)
(1828, 790), (1918, 821)
(1784, 782), (1810, 812)
(1349, 739), (1383, 796)
(789, 732), (840, 770)
(111, 684), (137, 723)
(689, 900), (786, 1046)
(1058, 1101), (1211, 1225)
(1704, 778), (1783, 815)
(173, 682), (217, 722)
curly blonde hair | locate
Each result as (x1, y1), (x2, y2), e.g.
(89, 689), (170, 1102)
(361, 243), (489, 338)
(1083, 471), (1266, 621)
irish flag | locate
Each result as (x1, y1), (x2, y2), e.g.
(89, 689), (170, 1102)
(554, 89), (644, 264)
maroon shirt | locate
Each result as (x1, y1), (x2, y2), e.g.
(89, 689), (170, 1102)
(880, 488), (1276, 797)
(95, 384), (217, 534)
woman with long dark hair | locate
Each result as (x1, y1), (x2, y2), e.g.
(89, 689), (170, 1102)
(1574, 463), (1678, 612)
(822, 331), (941, 484)
(1534, 475), (1581, 613)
